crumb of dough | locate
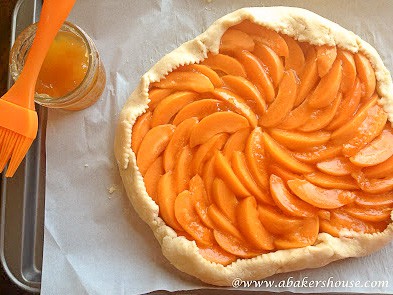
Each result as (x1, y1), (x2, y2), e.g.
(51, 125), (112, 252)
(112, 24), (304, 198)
(108, 186), (117, 194)
(84, 164), (89, 168)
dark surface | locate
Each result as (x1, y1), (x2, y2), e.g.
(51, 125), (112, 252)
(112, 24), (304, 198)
(0, 0), (31, 294)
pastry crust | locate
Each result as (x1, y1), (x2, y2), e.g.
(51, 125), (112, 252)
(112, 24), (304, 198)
(114, 6), (393, 286)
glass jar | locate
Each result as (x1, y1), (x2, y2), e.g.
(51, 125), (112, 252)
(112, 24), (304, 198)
(9, 21), (106, 111)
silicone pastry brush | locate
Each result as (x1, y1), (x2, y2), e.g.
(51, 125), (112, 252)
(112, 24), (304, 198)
(0, 0), (76, 177)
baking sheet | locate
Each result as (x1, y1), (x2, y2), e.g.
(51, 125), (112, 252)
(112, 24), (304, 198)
(40, 0), (393, 294)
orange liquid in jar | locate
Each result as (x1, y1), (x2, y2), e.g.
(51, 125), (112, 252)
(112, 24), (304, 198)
(35, 31), (89, 98)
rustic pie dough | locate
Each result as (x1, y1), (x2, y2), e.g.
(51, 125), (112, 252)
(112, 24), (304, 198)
(114, 7), (393, 286)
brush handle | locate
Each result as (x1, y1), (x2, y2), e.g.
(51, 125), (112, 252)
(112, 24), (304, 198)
(7, 0), (77, 109)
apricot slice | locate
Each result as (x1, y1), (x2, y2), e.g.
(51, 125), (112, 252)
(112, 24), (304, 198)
(174, 190), (215, 246)
(137, 124), (175, 175)
(211, 88), (258, 127)
(236, 50), (275, 103)
(342, 104), (388, 157)
(221, 75), (266, 114)
(198, 245), (237, 266)
(331, 96), (377, 144)
(308, 59), (342, 108)
(179, 64), (223, 88)
(343, 205), (392, 222)
(237, 197), (274, 250)
(337, 50), (356, 93)
(212, 178), (238, 222)
(214, 151), (250, 197)
(158, 172), (182, 231)
(144, 156), (164, 202)
(260, 70), (298, 127)
(304, 172), (358, 190)
(232, 20), (289, 57)
(354, 53), (376, 98)
(223, 128), (250, 161)
(220, 29), (255, 54)
(202, 157), (215, 200)
(192, 133), (228, 175)
(350, 128), (393, 167)
(287, 179), (356, 209)
(173, 145), (193, 194)
(269, 129), (331, 150)
(274, 216), (319, 250)
(293, 145), (342, 164)
(245, 127), (269, 189)
(213, 230), (264, 258)
(207, 204), (243, 240)
(278, 94), (313, 130)
(189, 175), (214, 228)
(201, 53), (247, 77)
(148, 88), (173, 110)
(268, 165), (301, 182)
(232, 151), (273, 204)
(296, 47), (319, 106)
(189, 174), (208, 203)
(163, 117), (198, 172)
(257, 205), (304, 235)
(131, 111), (152, 154)
(316, 45), (337, 77)
(151, 71), (214, 93)
(298, 92), (342, 132)
(316, 157), (356, 176)
(325, 78), (362, 130)
(151, 91), (198, 127)
(195, 202), (215, 229)
(189, 111), (249, 147)
(252, 42), (284, 87)
(320, 210), (387, 237)
(282, 34), (305, 74)
(355, 191), (393, 207)
(172, 99), (229, 125)
(363, 155), (393, 179)
(270, 174), (316, 218)
(262, 132), (314, 174)
(352, 171), (393, 194)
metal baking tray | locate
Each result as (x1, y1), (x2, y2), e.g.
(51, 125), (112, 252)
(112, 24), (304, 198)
(0, 0), (44, 293)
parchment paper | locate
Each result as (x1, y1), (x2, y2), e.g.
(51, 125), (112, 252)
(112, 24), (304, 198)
(41, 1), (393, 294)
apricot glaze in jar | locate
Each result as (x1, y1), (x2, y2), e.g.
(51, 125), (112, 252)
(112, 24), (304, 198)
(10, 21), (106, 111)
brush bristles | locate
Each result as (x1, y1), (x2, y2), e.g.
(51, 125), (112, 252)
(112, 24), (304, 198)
(0, 127), (34, 177)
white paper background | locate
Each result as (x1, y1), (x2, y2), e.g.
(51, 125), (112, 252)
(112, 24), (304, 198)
(41, 0), (393, 294)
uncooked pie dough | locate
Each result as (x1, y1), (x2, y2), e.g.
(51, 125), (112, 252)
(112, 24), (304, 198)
(114, 7), (393, 286)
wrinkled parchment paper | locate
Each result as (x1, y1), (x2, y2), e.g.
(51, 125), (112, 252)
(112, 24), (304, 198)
(41, 0), (393, 294)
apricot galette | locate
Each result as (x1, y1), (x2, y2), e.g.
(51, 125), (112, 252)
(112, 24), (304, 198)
(114, 7), (393, 285)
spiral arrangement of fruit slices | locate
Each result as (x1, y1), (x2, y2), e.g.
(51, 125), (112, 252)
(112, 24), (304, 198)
(131, 20), (393, 266)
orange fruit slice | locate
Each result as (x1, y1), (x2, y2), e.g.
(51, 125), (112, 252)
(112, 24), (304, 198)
(189, 111), (249, 147)
(252, 41), (284, 87)
(316, 45), (337, 77)
(179, 64), (223, 88)
(201, 53), (247, 77)
(221, 75), (266, 114)
(269, 174), (316, 218)
(143, 156), (164, 202)
(282, 34), (305, 74)
(337, 50), (356, 93)
(175, 190), (215, 246)
(151, 71), (214, 93)
(131, 111), (152, 154)
(260, 70), (298, 127)
(237, 197), (274, 250)
(287, 179), (356, 209)
(354, 53), (376, 99)
(151, 91), (198, 127)
(350, 128), (393, 167)
(163, 117), (198, 172)
(212, 178), (238, 222)
(158, 172), (182, 231)
(316, 156), (356, 176)
(137, 124), (175, 175)
(269, 129), (331, 150)
(219, 29), (255, 54)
